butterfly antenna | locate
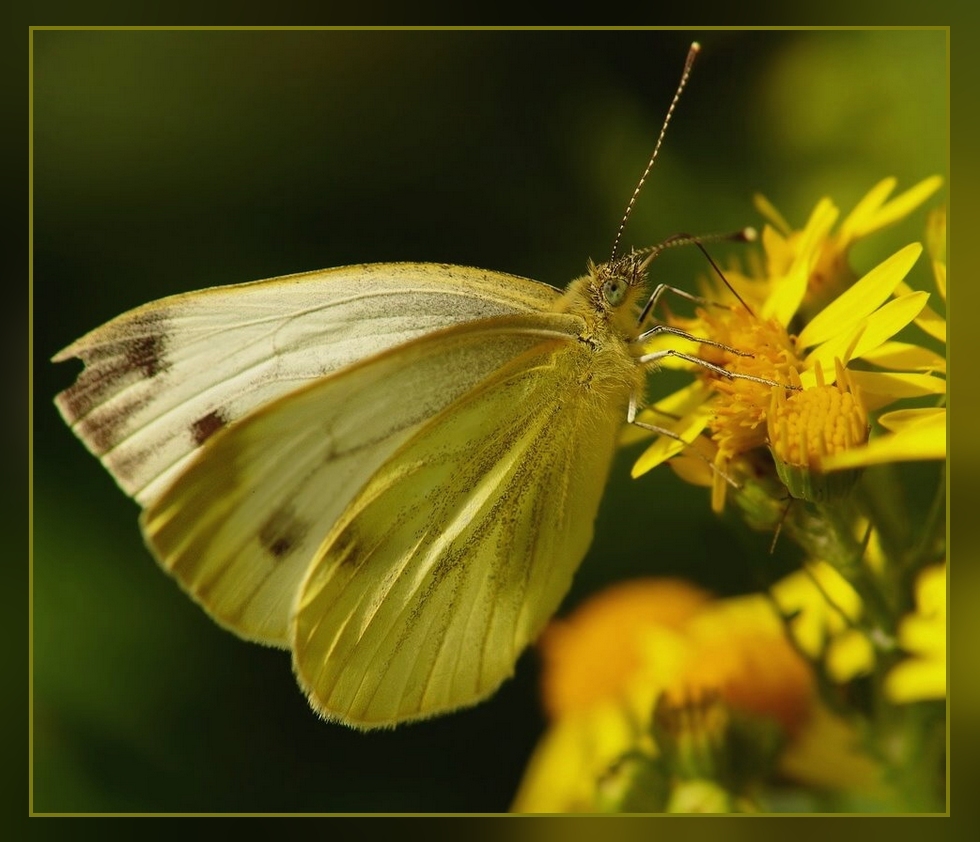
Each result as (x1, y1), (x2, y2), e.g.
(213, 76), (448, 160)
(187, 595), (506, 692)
(635, 227), (757, 324)
(691, 234), (758, 317)
(610, 41), (700, 263)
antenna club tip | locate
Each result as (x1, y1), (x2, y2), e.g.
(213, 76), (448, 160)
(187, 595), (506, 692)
(690, 41), (701, 52)
(741, 226), (758, 242)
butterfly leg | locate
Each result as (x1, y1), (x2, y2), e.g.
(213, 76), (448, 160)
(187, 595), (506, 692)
(636, 322), (752, 357)
(626, 392), (738, 488)
(637, 281), (729, 327)
(637, 347), (792, 389)
(626, 392), (693, 441)
(634, 323), (799, 390)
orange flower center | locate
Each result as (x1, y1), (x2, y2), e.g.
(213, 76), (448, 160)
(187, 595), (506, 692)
(768, 363), (868, 468)
(688, 306), (799, 463)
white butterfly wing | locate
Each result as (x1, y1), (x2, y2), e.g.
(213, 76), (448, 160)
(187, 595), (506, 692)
(54, 263), (558, 505)
(291, 331), (631, 727)
(139, 314), (584, 648)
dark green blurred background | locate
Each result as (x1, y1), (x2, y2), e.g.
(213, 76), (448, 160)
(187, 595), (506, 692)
(32, 29), (946, 813)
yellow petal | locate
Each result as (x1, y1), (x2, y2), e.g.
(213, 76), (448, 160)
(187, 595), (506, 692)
(926, 206), (947, 266)
(797, 243), (923, 350)
(753, 193), (792, 236)
(779, 703), (887, 793)
(770, 562), (862, 657)
(894, 280), (946, 344)
(884, 562), (946, 704)
(914, 563), (947, 613)
(632, 409), (712, 478)
(761, 224), (794, 277)
(839, 369), (946, 401)
(932, 260), (947, 303)
(878, 406), (945, 432)
(825, 628), (875, 682)
(897, 614), (945, 653)
(820, 409), (946, 469)
(859, 340), (946, 375)
(665, 780), (734, 813)
(621, 381), (714, 446)
(884, 658), (946, 703)
(510, 704), (641, 813)
(764, 199), (839, 325)
(803, 291), (929, 377)
(841, 176), (943, 241)
(837, 177), (898, 244)
(668, 453), (715, 488)
(764, 261), (810, 327)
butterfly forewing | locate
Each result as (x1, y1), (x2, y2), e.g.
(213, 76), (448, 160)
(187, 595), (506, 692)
(54, 263), (558, 506)
(291, 331), (632, 727)
(140, 312), (584, 648)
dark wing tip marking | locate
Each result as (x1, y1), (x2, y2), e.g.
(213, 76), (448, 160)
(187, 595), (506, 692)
(124, 333), (168, 379)
(123, 311), (172, 378)
(54, 312), (172, 423)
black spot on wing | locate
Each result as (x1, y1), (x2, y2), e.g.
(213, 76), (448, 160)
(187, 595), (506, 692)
(259, 507), (309, 562)
(332, 526), (362, 568)
(191, 408), (228, 446)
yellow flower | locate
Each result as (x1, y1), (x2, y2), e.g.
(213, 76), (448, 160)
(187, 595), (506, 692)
(537, 578), (711, 719)
(767, 361), (867, 502)
(754, 176), (942, 319)
(511, 700), (650, 813)
(770, 560), (875, 684)
(664, 778), (739, 813)
(511, 578), (816, 813)
(677, 594), (815, 735)
(884, 562), (947, 703)
(822, 206), (947, 471)
(629, 179), (945, 510)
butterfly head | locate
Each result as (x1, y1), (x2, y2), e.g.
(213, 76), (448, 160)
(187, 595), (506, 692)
(583, 252), (648, 338)
(554, 252), (648, 339)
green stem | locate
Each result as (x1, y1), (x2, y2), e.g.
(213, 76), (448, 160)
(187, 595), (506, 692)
(908, 462), (947, 572)
(783, 498), (898, 640)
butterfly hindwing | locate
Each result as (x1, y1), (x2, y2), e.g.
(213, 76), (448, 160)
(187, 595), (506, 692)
(291, 331), (630, 727)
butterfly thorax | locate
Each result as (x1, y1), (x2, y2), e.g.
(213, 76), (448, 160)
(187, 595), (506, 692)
(551, 253), (649, 407)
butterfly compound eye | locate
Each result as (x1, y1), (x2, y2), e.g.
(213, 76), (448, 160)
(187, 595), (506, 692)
(602, 276), (628, 307)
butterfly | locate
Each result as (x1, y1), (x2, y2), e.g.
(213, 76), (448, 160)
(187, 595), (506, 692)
(54, 42), (746, 729)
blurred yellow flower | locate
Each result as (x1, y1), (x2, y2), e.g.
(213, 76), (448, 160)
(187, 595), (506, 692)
(677, 594), (814, 735)
(770, 560), (875, 684)
(778, 703), (887, 796)
(512, 578), (818, 813)
(884, 562), (947, 703)
(538, 578), (710, 719)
